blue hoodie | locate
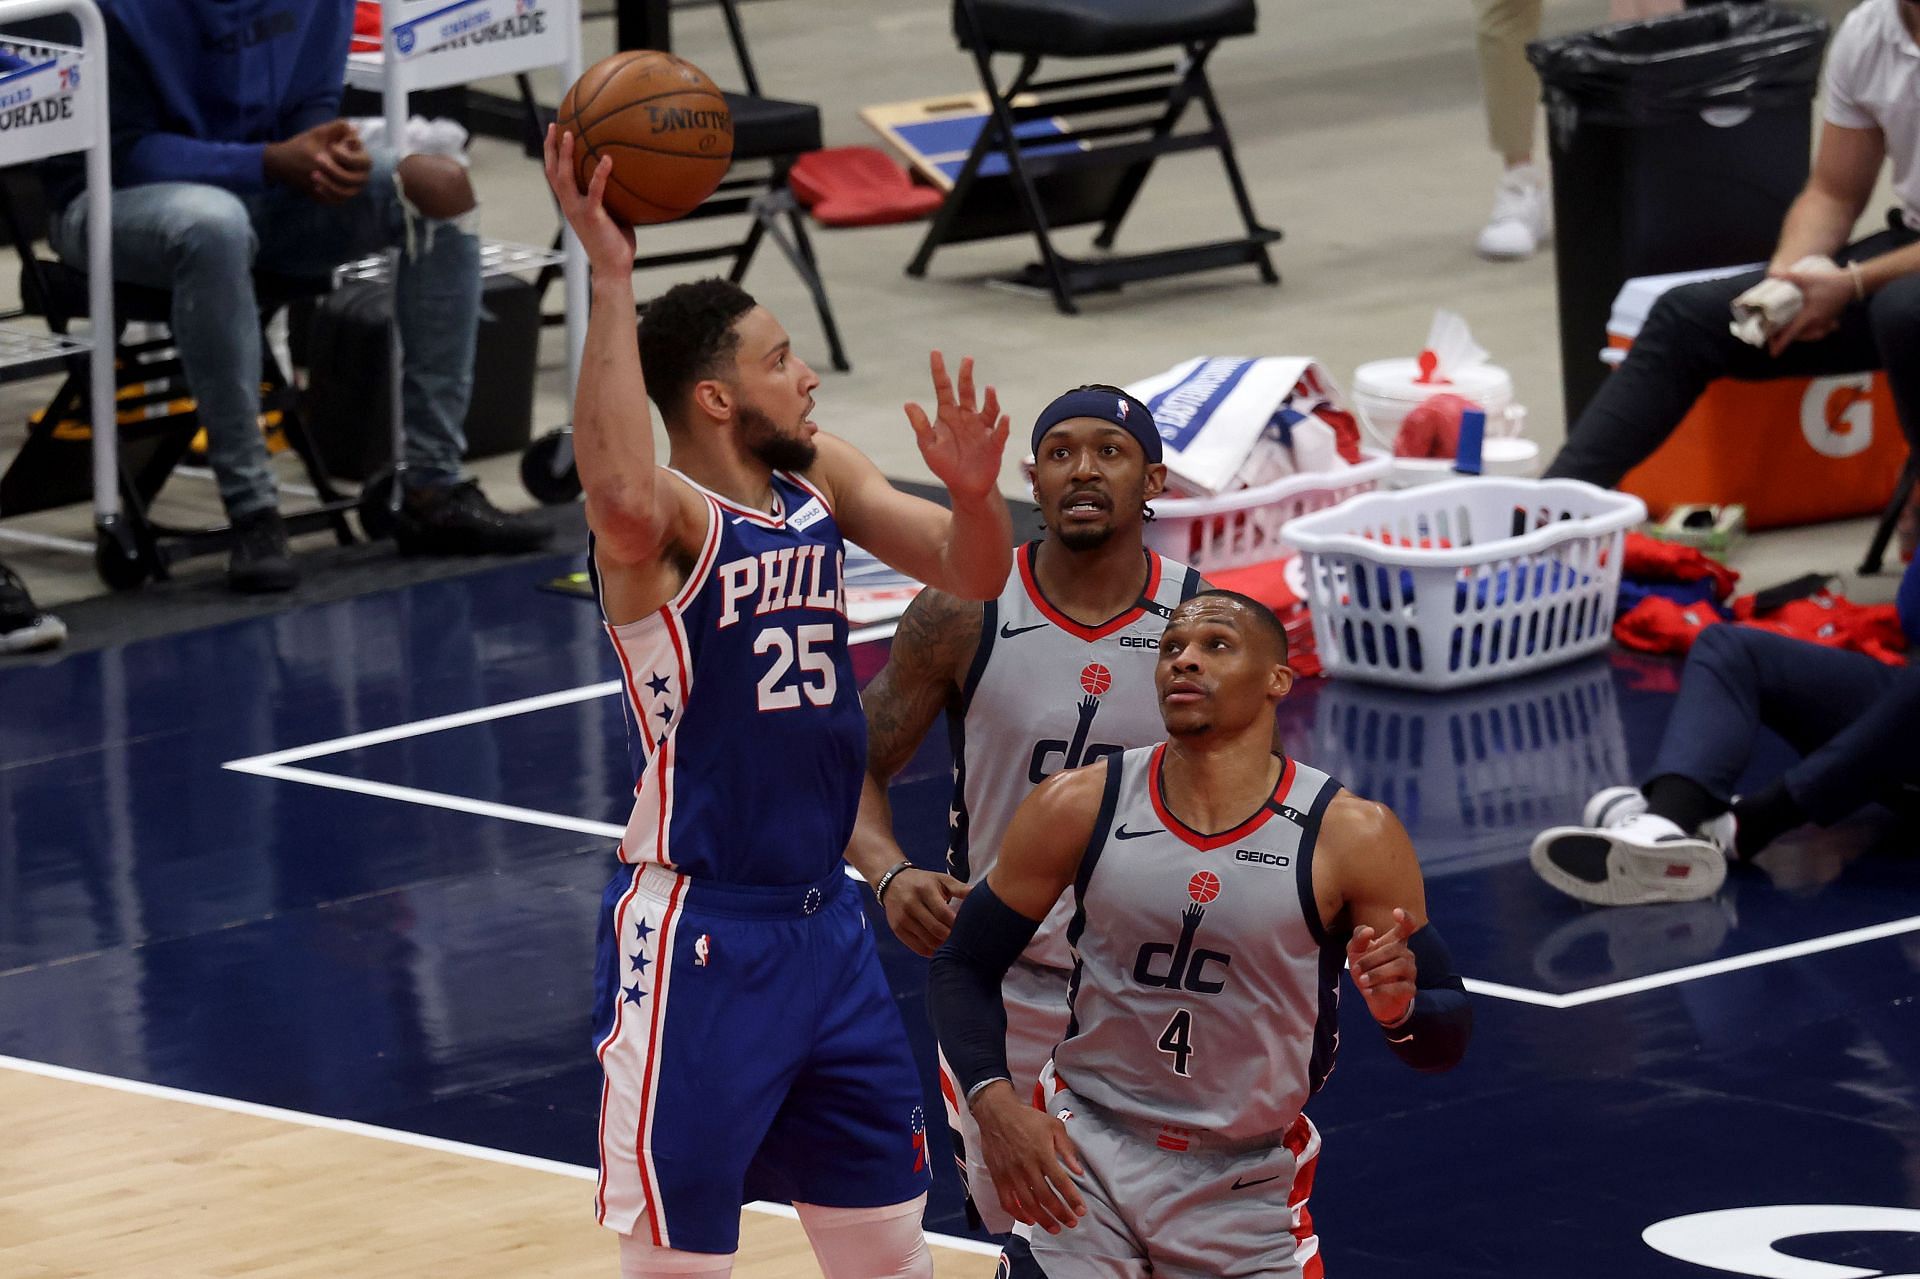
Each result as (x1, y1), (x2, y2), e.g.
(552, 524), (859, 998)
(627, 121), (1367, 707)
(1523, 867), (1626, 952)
(49, 1), (350, 208)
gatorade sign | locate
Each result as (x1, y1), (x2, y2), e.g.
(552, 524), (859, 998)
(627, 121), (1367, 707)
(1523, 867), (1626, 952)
(0, 44), (88, 168)
(384, 0), (564, 90)
(1801, 374), (1875, 460)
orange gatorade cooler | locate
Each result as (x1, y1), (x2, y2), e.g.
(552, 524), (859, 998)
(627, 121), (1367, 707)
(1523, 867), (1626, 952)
(1604, 267), (1908, 529)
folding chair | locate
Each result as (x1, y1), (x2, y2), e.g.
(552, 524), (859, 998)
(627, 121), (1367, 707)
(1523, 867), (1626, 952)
(1859, 452), (1918, 576)
(0, 183), (356, 589)
(907, 0), (1281, 315)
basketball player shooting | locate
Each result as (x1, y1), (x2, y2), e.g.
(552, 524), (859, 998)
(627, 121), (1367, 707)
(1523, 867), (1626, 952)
(845, 385), (1205, 1236)
(545, 126), (1014, 1279)
(930, 592), (1473, 1278)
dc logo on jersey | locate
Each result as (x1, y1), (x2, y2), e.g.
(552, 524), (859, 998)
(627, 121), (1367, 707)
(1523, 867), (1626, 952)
(1133, 893), (1232, 994)
(1028, 667), (1124, 783)
(909, 1105), (927, 1173)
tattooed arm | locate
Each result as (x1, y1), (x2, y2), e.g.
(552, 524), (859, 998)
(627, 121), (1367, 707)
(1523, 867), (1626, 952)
(846, 588), (983, 956)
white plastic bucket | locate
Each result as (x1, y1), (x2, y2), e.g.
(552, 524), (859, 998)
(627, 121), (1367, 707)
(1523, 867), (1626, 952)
(1352, 358), (1515, 451)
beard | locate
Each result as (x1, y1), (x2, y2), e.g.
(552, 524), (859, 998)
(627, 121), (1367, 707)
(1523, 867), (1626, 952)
(1056, 520), (1117, 551)
(738, 400), (817, 472)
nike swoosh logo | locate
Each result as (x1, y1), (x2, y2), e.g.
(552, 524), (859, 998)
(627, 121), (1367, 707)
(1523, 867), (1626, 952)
(1231, 1174), (1284, 1190)
(999, 621), (1049, 639)
(1113, 825), (1160, 840)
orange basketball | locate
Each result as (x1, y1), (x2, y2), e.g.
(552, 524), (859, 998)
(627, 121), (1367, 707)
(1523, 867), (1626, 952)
(557, 51), (733, 226)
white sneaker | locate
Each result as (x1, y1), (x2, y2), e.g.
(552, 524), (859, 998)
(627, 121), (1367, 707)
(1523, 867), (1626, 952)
(1475, 165), (1551, 261)
(1582, 786), (1648, 829)
(1530, 813), (1728, 906)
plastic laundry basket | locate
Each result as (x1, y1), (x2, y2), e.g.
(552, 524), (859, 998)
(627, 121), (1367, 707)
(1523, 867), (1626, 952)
(1143, 450), (1392, 573)
(1285, 478), (1646, 690)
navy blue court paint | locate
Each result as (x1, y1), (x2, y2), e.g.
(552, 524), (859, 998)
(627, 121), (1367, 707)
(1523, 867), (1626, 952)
(2, 555), (1917, 1274)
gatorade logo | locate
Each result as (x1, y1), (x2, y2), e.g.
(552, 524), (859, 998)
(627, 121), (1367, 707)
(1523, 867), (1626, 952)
(1643, 1204), (1920, 1277)
(1800, 375), (1874, 459)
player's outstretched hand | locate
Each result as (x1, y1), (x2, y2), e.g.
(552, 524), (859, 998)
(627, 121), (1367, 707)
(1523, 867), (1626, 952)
(1348, 908), (1421, 1028)
(905, 352), (1010, 503)
(543, 124), (637, 272)
(972, 1082), (1086, 1234)
(884, 869), (971, 957)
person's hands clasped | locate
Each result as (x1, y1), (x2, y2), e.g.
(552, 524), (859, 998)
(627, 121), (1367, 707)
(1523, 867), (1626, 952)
(542, 124), (636, 272)
(264, 120), (371, 204)
(1769, 255), (1854, 356)
(881, 867), (970, 956)
(971, 1081), (1087, 1234)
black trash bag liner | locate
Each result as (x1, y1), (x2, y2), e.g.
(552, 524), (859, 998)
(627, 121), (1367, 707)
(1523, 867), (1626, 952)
(1528, 2), (1827, 131)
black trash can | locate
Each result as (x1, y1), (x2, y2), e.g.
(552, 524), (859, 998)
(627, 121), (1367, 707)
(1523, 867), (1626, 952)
(1528, 3), (1827, 427)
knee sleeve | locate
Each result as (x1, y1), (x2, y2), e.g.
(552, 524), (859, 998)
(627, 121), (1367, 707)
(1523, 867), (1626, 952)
(794, 1194), (934, 1279)
(618, 1231), (735, 1279)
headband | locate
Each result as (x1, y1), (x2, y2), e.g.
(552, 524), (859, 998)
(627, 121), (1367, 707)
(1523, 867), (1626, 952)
(1029, 387), (1163, 463)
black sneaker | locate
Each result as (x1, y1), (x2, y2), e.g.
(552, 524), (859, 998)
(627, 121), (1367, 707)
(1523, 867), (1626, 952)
(393, 480), (553, 556)
(227, 507), (298, 594)
(0, 563), (66, 653)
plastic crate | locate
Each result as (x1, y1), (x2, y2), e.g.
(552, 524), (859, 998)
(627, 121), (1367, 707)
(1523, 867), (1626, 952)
(1142, 451), (1391, 573)
(1285, 478), (1646, 690)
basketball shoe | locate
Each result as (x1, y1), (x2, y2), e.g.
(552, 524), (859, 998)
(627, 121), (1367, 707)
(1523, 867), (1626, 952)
(1475, 163), (1550, 261)
(0, 562), (66, 653)
(1530, 810), (1732, 907)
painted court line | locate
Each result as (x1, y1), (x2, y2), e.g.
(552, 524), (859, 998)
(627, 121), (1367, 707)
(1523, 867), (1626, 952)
(224, 671), (1920, 1010)
(0, 1054), (1002, 1259)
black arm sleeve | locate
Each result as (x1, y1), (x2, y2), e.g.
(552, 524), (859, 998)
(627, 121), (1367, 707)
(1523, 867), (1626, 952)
(1380, 922), (1472, 1073)
(927, 882), (1045, 1099)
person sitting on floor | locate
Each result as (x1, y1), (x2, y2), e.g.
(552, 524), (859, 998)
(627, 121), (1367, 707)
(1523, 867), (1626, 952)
(1543, 0), (1920, 488)
(44, 0), (549, 594)
(1531, 555), (1920, 907)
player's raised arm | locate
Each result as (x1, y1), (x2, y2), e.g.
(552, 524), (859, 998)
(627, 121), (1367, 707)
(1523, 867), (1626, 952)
(543, 126), (692, 568)
(929, 762), (1106, 1233)
(846, 589), (981, 956)
(1320, 794), (1472, 1073)
(810, 353), (1013, 600)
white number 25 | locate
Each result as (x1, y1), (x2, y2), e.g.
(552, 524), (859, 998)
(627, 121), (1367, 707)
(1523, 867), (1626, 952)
(754, 623), (838, 711)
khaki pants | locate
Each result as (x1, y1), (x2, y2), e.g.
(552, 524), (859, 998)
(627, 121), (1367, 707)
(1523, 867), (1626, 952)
(1472, 0), (1683, 164)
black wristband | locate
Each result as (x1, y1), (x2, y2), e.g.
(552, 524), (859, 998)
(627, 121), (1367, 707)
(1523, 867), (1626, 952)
(873, 860), (914, 904)
(929, 881), (1044, 1098)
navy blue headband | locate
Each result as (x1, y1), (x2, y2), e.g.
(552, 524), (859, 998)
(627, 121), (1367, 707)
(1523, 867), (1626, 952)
(1030, 388), (1163, 463)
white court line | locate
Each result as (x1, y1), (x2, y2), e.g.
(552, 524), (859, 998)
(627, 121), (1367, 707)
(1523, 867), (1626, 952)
(221, 650), (1920, 1010)
(0, 1053), (1002, 1259)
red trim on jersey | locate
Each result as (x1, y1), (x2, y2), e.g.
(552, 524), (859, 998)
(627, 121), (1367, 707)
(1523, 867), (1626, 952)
(673, 470), (788, 528)
(780, 468), (834, 515)
(669, 495), (727, 613)
(634, 874), (688, 1246)
(937, 1065), (959, 1111)
(1017, 543), (1164, 641)
(603, 622), (652, 766)
(1147, 744), (1297, 851)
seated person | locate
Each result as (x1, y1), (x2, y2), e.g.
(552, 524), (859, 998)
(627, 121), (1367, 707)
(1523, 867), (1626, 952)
(44, 0), (549, 593)
(1532, 555), (1920, 907)
(0, 560), (64, 654)
(1544, 0), (1920, 488)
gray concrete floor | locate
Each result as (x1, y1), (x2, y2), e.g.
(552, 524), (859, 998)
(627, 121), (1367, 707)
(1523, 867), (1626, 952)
(0, 0), (1902, 613)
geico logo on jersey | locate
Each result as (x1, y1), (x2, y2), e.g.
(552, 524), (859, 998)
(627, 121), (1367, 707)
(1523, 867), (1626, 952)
(1116, 634), (1159, 649)
(715, 545), (846, 628)
(1234, 848), (1292, 868)
(1133, 880), (1232, 994)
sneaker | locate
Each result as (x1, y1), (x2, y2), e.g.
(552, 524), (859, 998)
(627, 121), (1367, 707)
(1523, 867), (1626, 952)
(0, 564), (66, 653)
(1582, 785), (1648, 829)
(393, 479), (553, 557)
(227, 508), (297, 594)
(1530, 812), (1727, 907)
(1475, 164), (1551, 261)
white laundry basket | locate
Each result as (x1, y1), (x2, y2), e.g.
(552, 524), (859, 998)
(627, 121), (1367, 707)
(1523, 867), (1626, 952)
(1143, 451), (1392, 572)
(1285, 478), (1646, 690)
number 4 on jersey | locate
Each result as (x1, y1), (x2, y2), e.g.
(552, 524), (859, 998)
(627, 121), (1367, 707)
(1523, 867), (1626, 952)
(1157, 1007), (1195, 1077)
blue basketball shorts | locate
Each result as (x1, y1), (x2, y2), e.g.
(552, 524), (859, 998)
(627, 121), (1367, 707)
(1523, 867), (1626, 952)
(591, 861), (933, 1253)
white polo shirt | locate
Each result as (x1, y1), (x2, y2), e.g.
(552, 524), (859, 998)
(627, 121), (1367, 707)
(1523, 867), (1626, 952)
(1823, 0), (1920, 229)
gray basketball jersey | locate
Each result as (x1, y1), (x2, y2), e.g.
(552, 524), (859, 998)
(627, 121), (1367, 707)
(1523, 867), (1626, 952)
(1052, 745), (1344, 1141)
(950, 542), (1202, 970)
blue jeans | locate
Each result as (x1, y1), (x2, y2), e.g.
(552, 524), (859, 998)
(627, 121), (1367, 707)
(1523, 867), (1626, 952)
(1649, 626), (1920, 825)
(52, 148), (479, 518)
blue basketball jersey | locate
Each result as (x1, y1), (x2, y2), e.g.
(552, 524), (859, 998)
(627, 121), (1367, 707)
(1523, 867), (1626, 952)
(591, 470), (865, 886)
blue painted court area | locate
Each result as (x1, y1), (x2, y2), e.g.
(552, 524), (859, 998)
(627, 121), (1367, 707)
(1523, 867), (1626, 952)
(2, 554), (1918, 1276)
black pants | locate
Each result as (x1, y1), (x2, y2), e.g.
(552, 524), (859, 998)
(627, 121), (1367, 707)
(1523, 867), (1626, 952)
(1546, 212), (1920, 487)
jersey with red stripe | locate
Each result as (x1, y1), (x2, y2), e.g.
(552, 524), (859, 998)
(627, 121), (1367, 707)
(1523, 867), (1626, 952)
(591, 469), (864, 886)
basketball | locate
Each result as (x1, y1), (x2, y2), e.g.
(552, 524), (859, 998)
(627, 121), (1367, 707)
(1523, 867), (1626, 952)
(556, 50), (733, 226)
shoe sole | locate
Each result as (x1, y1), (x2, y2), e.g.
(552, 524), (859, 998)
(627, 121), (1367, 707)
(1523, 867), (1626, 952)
(1530, 826), (1726, 907)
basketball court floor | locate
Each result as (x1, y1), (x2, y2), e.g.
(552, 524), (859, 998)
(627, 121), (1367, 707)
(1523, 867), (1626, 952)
(2, 549), (1917, 1276)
